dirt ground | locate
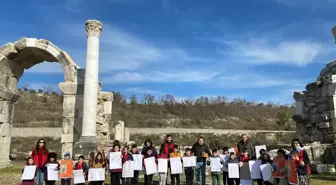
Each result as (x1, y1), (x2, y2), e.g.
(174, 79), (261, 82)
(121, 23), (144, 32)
(0, 161), (335, 185)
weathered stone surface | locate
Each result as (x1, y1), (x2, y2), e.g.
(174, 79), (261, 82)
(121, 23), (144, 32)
(305, 101), (317, 107)
(293, 91), (306, 101)
(317, 164), (328, 174)
(306, 82), (318, 91)
(99, 92), (113, 101)
(318, 122), (331, 129)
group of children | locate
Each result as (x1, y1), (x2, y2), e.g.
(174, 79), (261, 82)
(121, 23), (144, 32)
(22, 144), (310, 185)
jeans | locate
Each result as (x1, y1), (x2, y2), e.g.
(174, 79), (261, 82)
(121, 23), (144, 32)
(222, 172), (228, 185)
(211, 174), (220, 185)
(111, 172), (122, 185)
(196, 162), (206, 185)
(132, 170), (139, 185)
(61, 178), (72, 185)
(185, 168), (194, 185)
(34, 169), (44, 185)
(159, 173), (167, 185)
(171, 174), (180, 185)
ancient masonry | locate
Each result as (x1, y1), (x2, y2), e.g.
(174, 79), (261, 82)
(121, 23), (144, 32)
(293, 61), (336, 143)
(0, 20), (112, 168)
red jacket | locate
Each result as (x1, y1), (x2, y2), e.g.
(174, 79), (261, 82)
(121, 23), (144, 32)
(161, 141), (174, 158)
(31, 148), (49, 170)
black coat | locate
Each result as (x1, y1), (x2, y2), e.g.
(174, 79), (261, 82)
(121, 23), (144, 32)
(237, 140), (255, 158)
(191, 142), (211, 162)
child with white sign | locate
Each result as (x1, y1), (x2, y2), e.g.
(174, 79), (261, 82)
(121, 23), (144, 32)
(42, 152), (59, 185)
(109, 144), (123, 185)
(73, 155), (89, 185)
(143, 148), (156, 185)
(121, 145), (134, 185)
(258, 153), (273, 185)
(210, 149), (223, 185)
(157, 147), (168, 185)
(130, 144), (140, 185)
(221, 147), (229, 185)
(227, 152), (240, 185)
(183, 148), (195, 185)
(170, 145), (182, 185)
(91, 152), (106, 185)
(21, 157), (36, 185)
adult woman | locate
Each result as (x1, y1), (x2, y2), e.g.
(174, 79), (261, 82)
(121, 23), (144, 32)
(31, 138), (49, 185)
(290, 138), (311, 184)
(141, 139), (157, 157)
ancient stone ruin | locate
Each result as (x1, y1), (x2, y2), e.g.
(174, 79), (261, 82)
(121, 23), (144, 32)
(293, 62), (336, 143)
(0, 20), (113, 168)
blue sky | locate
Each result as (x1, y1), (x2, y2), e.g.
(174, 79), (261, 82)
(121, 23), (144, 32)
(1, 0), (336, 104)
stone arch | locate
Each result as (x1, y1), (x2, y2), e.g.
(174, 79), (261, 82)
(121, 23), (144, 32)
(0, 38), (84, 168)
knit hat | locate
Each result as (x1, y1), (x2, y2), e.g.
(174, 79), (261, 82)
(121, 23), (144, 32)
(64, 152), (71, 158)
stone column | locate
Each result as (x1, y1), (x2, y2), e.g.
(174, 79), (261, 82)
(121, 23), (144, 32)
(82, 20), (103, 137)
(73, 20), (103, 158)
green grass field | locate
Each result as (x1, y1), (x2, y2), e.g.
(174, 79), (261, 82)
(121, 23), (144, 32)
(1, 162), (335, 185)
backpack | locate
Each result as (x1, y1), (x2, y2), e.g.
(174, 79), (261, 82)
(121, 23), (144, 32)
(299, 150), (311, 174)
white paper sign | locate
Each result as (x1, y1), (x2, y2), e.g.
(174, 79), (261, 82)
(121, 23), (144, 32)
(255, 145), (267, 159)
(144, 157), (157, 175)
(122, 161), (134, 178)
(132, 154), (143, 171)
(109, 152), (122, 170)
(220, 155), (229, 172)
(21, 165), (37, 180)
(210, 158), (222, 172)
(170, 157), (183, 174)
(249, 160), (262, 179)
(73, 170), (85, 184)
(47, 164), (59, 181)
(240, 179), (253, 185)
(158, 159), (168, 173)
(260, 164), (272, 182)
(88, 168), (105, 181)
(228, 163), (239, 178)
(182, 156), (196, 168)
(228, 148), (235, 154)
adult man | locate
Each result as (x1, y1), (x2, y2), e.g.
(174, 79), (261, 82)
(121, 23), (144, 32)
(191, 136), (211, 185)
(237, 134), (255, 159)
(161, 134), (175, 158)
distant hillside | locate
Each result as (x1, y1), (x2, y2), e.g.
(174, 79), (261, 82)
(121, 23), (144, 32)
(13, 88), (295, 130)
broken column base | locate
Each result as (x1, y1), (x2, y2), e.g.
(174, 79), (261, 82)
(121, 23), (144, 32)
(73, 136), (98, 160)
(0, 159), (12, 169)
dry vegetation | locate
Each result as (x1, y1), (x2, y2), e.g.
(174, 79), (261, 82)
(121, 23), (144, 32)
(14, 88), (295, 130)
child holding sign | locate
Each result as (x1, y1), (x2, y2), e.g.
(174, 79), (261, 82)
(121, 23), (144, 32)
(42, 152), (59, 185)
(130, 144), (140, 185)
(170, 145), (182, 185)
(21, 157), (36, 185)
(60, 152), (72, 185)
(91, 152), (106, 185)
(184, 148), (194, 185)
(122, 145), (134, 185)
(73, 155), (89, 185)
(157, 147), (168, 185)
(291, 151), (310, 185)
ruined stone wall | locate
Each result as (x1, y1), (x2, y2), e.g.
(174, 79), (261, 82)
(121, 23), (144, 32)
(293, 60), (336, 143)
(96, 91), (113, 145)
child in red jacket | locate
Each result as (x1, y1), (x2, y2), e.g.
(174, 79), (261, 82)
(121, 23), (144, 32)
(157, 147), (168, 185)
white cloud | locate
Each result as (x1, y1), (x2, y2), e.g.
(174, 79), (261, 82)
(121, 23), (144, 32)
(102, 70), (219, 84)
(122, 88), (163, 95)
(218, 73), (296, 88)
(221, 39), (324, 66)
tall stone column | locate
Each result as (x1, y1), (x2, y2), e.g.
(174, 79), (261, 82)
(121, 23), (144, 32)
(73, 20), (103, 158)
